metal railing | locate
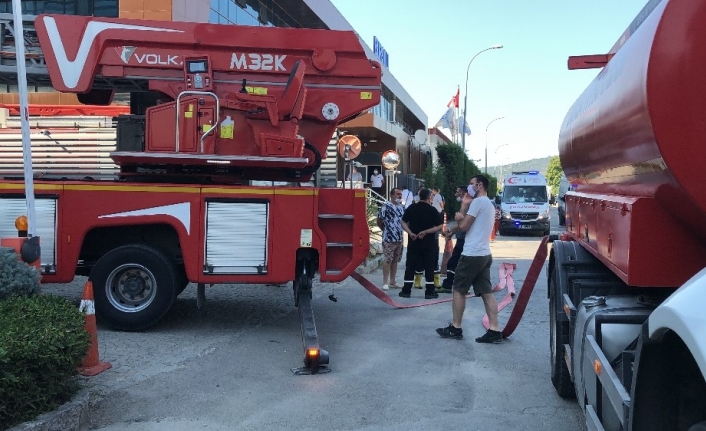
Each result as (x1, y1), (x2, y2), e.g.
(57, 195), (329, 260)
(174, 91), (220, 154)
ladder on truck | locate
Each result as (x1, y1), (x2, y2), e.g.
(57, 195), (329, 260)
(0, 13), (50, 88)
(0, 13), (150, 92)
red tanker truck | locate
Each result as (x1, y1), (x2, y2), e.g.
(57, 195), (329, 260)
(548, 0), (706, 429)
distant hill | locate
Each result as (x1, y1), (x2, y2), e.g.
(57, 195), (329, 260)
(486, 156), (555, 180)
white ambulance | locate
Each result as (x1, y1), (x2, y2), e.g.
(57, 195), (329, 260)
(497, 171), (551, 236)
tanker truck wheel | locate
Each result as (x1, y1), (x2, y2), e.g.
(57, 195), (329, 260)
(549, 268), (575, 398)
(90, 244), (178, 331)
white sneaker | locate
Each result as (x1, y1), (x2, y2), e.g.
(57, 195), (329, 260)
(382, 284), (389, 291)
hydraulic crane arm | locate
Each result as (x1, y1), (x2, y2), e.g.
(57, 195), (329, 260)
(33, 14), (382, 182)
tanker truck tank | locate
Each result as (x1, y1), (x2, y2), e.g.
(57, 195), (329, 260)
(558, 0), (706, 287)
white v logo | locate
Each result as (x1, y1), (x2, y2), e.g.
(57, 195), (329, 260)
(42, 16), (182, 90)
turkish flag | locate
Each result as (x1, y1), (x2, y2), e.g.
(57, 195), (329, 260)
(447, 87), (460, 108)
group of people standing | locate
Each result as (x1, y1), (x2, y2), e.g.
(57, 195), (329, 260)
(347, 167), (385, 196)
(376, 175), (503, 344)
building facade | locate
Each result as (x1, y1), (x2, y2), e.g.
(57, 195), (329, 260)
(0, 0), (429, 184)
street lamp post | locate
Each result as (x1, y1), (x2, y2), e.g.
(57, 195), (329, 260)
(461, 44), (503, 155)
(484, 116), (505, 174)
(492, 143), (509, 177)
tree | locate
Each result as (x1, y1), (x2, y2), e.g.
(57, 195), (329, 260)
(545, 156), (563, 195)
(425, 143), (499, 217)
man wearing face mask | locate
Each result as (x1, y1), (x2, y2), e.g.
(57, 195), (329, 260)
(370, 168), (385, 197)
(436, 175), (502, 344)
(438, 185), (472, 293)
(377, 188), (405, 290)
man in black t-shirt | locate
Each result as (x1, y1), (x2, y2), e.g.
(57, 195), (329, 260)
(400, 188), (444, 299)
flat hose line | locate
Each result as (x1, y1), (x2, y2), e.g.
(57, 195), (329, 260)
(350, 235), (549, 338)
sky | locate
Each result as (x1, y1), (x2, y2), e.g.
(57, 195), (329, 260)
(329, 0), (648, 167)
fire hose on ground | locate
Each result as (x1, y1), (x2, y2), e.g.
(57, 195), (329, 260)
(350, 236), (550, 338)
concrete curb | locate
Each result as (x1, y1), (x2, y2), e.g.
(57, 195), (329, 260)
(7, 390), (91, 431)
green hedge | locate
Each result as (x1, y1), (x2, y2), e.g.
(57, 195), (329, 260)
(0, 247), (90, 429)
(0, 248), (40, 300)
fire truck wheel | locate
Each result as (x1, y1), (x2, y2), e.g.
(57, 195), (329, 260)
(549, 267), (575, 398)
(90, 244), (178, 331)
(176, 265), (190, 295)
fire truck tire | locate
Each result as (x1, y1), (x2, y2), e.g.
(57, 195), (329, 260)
(90, 244), (178, 331)
(549, 267), (575, 398)
(176, 265), (190, 295)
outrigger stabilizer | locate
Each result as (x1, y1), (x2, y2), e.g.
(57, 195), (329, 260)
(291, 254), (330, 375)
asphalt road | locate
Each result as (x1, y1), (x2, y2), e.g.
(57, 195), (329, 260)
(47, 206), (585, 431)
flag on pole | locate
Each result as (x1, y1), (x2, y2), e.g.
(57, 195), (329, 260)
(458, 113), (471, 136)
(447, 87), (460, 108)
(451, 106), (459, 137)
(435, 107), (455, 130)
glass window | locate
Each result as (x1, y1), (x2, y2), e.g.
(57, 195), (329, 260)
(63, 0), (76, 14)
(502, 186), (547, 203)
(218, 0), (229, 15)
(93, 0), (118, 17)
(209, 9), (219, 23)
(227, 1), (238, 24)
(237, 8), (259, 27)
(77, 0), (90, 15)
(43, 1), (66, 13)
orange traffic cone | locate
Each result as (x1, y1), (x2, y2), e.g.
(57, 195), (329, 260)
(78, 281), (111, 376)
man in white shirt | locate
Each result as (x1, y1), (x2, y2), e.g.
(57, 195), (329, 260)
(370, 169), (384, 196)
(436, 174), (502, 344)
(347, 167), (362, 182)
(431, 188), (444, 213)
(400, 186), (414, 209)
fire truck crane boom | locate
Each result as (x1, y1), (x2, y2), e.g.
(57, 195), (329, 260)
(34, 14), (382, 182)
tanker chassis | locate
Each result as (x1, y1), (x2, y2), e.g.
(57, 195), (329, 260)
(547, 1), (706, 429)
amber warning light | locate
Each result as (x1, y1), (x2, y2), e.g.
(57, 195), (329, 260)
(15, 215), (28, 236)
(303, 348), (329, 369)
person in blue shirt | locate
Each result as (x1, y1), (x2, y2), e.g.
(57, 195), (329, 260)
(377, 188), (405, 291)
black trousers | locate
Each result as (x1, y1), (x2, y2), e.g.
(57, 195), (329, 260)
(442, 237), (465, 288)
(403, 247), (437, 294)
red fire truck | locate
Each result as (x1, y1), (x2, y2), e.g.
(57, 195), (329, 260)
(0, 14), (382, 373)
(548, 0), (706, 428)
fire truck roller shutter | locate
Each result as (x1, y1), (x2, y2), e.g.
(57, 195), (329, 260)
(89, 244), (178, 331)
